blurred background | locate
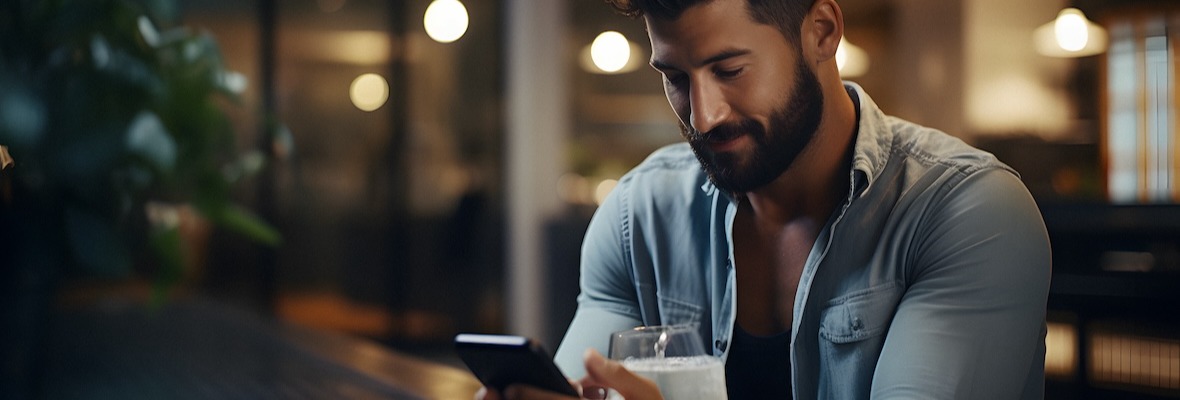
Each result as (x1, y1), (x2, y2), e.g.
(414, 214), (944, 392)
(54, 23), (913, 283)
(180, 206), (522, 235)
(2, 0), (1179, 398)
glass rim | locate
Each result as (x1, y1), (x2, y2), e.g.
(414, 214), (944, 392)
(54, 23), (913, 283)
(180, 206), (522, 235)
(613, 323), (699, 336)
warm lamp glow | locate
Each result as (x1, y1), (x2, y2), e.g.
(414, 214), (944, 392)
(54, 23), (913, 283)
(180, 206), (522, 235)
(423, 0), (469, 43)
(591, 31), (631, 73)
(1035, 8), (1107, 57)
(285, 31), (391, 65)
(594, 179), (619, 206)
(557, 173), (621, 206)
(581, 31), (641, 74)
(350, 73), (389, 112)
(1055, 9), (1089, 52)
(836, 37), (869, 77)
(1044, 321), (1078, 378)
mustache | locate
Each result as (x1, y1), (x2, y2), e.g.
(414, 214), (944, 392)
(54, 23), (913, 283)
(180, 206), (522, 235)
(683, 119), (765, 143)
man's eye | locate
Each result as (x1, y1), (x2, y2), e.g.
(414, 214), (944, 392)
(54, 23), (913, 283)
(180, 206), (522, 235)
(716, 68), (743, 79)
(664, 74), (688, 86)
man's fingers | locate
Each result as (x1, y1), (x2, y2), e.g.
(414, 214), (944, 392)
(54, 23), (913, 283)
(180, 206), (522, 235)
(581, 385), (608, 400)
(475, 386), (500, 400)
(581, 349), (663, 400)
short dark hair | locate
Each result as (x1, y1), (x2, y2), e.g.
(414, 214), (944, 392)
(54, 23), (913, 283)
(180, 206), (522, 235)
(602, 0), (816, 44)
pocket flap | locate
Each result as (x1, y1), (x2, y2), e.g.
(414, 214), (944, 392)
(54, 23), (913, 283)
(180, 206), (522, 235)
(658, 295), (703, 327)
(819, 281), (904, 343)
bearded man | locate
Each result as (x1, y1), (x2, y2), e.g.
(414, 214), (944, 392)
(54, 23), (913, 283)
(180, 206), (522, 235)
(482, 0), (1051, 398)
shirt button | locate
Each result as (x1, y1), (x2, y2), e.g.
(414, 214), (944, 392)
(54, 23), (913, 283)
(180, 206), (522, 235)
(852, 317), (864, 330)
(715, 339), (728, 351)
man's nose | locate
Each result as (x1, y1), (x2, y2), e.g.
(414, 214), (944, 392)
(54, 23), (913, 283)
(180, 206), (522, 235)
(689, 81), (729, 134)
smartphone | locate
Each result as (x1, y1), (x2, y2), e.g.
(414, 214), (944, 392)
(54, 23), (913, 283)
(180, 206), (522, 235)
(454, 333), (579, 397)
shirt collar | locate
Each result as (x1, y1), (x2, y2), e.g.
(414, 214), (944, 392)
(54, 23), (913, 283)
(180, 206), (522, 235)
(698, 81), (894, 201)
(844, 81), (894, 200)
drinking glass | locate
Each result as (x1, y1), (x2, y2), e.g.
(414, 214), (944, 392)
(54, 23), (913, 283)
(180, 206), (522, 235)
(607, 325), (728, 400)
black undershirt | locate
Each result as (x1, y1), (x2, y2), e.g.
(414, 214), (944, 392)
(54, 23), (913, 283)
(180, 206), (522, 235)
(724, 85), (857, 399)
(724, 324), (793, 399)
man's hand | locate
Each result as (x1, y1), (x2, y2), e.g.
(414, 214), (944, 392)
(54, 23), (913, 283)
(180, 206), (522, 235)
(579, 349), (663, 400)
(473, 349), (663, 400)
(476, 384), (584, 400)
(474, 377), (587, 400)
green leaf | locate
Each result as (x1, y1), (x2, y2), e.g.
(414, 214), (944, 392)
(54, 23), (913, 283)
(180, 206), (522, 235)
(148, 225), (183, 306)
(125, 110), (176, 171)
(205, 204), (281, 246)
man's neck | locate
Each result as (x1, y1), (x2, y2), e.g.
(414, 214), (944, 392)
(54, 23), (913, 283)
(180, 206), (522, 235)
(741, 82), (858, 227)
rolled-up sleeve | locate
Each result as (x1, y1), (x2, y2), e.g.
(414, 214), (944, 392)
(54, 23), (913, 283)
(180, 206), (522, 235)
(871, 169), (1052, 399)
(554, 179), (644, 378)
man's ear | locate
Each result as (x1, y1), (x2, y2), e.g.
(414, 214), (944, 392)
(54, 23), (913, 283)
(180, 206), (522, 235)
(801, 0), (844, 64)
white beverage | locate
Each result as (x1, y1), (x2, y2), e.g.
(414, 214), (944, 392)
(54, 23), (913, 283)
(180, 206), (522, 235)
(609, 356), (728, 400)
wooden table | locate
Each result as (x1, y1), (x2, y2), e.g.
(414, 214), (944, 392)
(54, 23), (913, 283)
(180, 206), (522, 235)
(39, 295), (482, 399)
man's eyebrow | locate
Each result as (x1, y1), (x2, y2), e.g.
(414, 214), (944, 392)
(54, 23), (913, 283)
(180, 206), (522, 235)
(649, 59), (676, 71)
(702, 49), (751, 65)
(650, 48), (752, 71)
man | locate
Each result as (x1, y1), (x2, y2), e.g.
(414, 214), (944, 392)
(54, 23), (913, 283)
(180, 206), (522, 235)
(484, 0), (1051, 398)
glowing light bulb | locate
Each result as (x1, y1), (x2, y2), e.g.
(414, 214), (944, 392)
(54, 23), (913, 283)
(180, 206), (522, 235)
(424, 0), (469, 43)
(591, 31), (631, 73)
(1034, 7), (1107, 57)
(835, 37), (869, 77)
(594, 179), (619, 205)
(1054, 8), (1089, 52)
(350, 73), (389, 112)
(836, 38), (849, 72)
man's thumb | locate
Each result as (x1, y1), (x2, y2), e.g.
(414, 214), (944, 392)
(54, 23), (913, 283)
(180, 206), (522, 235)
(582, 349), (662, 400)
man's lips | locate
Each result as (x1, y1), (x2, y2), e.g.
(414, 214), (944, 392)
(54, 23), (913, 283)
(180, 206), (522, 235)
(707, 130), (740, 142)
(704, 130), (745, 150)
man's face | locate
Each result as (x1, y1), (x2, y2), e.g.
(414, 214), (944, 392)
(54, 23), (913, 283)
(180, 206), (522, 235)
(646, 0), (824, 193)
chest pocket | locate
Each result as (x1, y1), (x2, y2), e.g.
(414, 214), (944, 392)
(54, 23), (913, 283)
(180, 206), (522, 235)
(816, 281), (905, 399)
(657, 295), (704, 327)
(819, 281), (904, 342)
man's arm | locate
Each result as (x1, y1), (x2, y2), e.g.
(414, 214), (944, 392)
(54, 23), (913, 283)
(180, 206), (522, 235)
(554, 181), (644, 378)
(478, 180), (650, 400)
(871, 169), (1052, 399)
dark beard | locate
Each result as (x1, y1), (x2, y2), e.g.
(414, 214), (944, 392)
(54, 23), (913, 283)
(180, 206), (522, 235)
(682, 59), (824, 194)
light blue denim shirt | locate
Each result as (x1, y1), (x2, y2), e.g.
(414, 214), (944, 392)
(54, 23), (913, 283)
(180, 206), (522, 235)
(555, 83), (1051, 399)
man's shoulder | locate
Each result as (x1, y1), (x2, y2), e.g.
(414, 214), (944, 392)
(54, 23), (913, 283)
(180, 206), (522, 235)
(882, 116), (1012, 177)
(632, 142), (700, 171)
(621, 142), (704, 183)
(609, 142), (712, 210)
(850, 83), (1014, 183)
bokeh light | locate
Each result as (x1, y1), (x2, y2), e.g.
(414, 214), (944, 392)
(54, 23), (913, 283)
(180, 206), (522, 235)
(424, 0), (469, 43)
(350, 73), (389, 112)
(1054, 8), (1089, 52)
(594, 179), (619, 206)
(590, 31), (630, 73)
(1033, 7), (1107, 58)
(836, 37), (869, 77)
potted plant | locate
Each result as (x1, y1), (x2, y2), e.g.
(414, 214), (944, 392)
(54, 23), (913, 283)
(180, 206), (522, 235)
(0, 0), (281, 395)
